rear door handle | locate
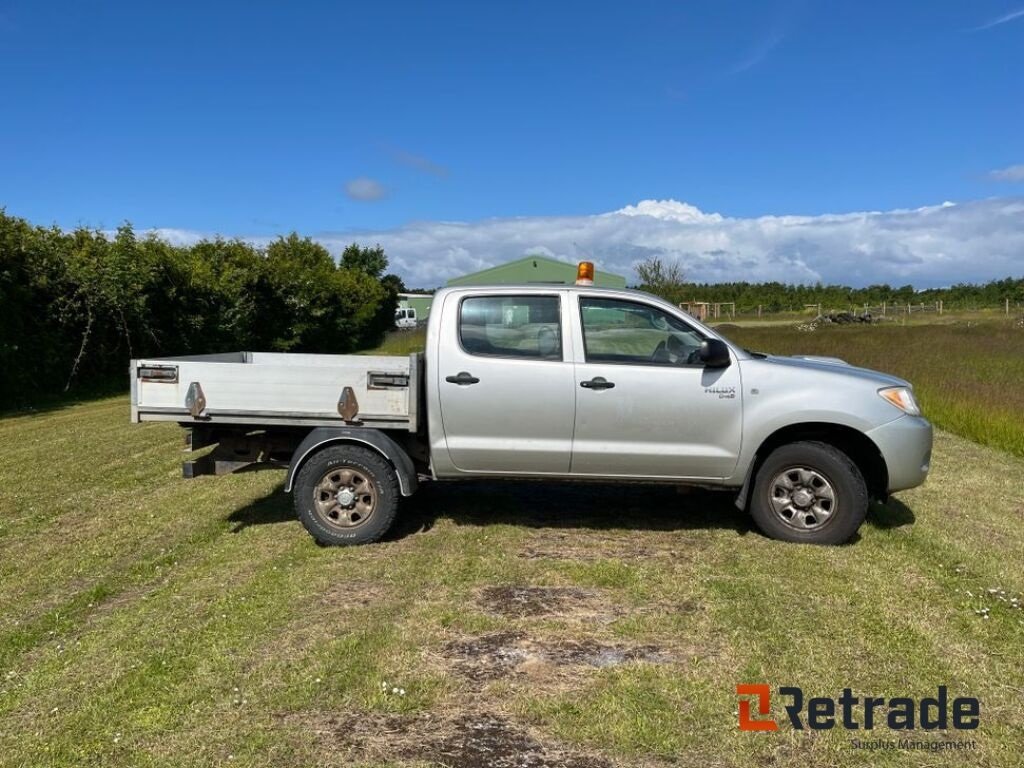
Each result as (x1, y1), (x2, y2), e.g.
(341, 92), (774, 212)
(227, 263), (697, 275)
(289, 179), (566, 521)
(445, 371), (480, 385)
(580, 377), (615, 390)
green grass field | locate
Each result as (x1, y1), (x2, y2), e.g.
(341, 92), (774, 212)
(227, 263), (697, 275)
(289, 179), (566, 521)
(1, 319), (1022, 767)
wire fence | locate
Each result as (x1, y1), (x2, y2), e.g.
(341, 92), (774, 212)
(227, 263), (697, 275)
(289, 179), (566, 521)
(682, 300), (1024, 320)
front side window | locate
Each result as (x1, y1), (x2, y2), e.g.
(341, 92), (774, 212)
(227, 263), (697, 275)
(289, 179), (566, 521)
(579, 297), (704, 366)
(460, 295), (562, 360)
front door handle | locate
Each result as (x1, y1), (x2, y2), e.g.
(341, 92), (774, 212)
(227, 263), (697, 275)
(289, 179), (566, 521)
(445, 371), (480, 385)
(580, 376), (615, 390)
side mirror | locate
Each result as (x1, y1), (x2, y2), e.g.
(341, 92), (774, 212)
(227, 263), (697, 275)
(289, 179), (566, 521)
(699, 338), (731, 368)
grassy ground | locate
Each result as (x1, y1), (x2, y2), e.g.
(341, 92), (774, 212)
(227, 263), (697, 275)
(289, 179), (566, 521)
(1, 394), (1022, 766)
(364, 329), (428, 357)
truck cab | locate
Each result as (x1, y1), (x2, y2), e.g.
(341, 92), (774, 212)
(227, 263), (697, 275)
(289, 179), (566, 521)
(425, 286), (744, 480)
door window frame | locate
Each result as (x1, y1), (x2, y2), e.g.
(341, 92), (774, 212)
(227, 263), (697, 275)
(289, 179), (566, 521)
(574, 294), (712, 368)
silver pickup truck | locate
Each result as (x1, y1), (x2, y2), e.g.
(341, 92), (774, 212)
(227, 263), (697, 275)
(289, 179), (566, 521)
(131, 279), (933, 546)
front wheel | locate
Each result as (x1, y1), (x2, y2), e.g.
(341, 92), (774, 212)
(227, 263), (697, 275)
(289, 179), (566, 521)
(293, 445), (399, 546)
(749, 441), (868, 545)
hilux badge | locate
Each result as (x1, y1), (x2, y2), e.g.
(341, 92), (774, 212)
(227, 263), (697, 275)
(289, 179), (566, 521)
(705, 386), (737, 399)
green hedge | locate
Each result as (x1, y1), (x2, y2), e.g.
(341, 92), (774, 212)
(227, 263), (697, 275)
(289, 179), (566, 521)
(0, 211), (400, 406)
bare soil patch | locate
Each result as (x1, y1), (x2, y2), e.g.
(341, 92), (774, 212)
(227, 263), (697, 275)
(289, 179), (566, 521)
(444, 630), (530, 681)
(314, 580), (387, 611)
(293, 710), (614, 768)
(477, 585), (595, 618)
(443, 630), (675, 685)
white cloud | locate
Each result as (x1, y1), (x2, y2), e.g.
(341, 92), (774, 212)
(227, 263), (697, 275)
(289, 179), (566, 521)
(344, 177), (388, 201)
(612, 199), (723, 223)
(137, 197), (1024, 289)
(974, 7), (1024, 31)
(988, 164), (1024, 182)
(326, 198), (1024, 288)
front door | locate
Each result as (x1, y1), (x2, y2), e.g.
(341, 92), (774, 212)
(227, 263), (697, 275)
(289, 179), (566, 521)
(570, 295), (743, 479)
(437, 292), (576, 474)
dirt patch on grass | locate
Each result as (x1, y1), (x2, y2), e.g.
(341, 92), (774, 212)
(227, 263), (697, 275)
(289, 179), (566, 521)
(545, 638), (673, 668)
(314, 581), (387, 611)
(292, 710), (613, 768)
(444, 630), (531, 681)
(478, 586), (595, 618)
(443, 630), (675, 686)
(520, 542), (656, 562)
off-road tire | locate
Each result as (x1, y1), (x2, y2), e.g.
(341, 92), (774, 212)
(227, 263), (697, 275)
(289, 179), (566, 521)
(294, 445), (399, 546)
(749, 440), (868, 545)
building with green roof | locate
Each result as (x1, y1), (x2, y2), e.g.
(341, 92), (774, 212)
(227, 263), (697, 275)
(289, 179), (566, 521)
(446, 255), (626, 288)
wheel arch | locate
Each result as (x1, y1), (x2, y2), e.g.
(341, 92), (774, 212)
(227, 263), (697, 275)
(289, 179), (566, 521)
(285, 428), (418, 496)
(735, 422), (888, 510)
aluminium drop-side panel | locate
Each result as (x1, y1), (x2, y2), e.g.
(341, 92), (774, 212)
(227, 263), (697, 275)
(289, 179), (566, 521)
(133, 352), (413, 428)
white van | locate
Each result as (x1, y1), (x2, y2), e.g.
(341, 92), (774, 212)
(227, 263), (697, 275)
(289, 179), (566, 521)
(394, 306), (418, 329)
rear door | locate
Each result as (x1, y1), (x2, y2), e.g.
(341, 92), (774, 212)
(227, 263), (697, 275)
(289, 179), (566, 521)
(436, 291), (576, 473)
(570, 294), (743, 479)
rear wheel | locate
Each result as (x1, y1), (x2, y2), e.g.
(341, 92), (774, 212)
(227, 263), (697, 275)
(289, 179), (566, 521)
(749, 441), (868, 545)
(294, 445), (399, 546)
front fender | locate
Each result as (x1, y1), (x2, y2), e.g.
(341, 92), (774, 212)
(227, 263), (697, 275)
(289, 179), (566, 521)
(285, 428), (418, 496)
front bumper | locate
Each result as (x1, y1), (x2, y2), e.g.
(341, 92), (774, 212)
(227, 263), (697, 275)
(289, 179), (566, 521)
(866, 415), (934, 493)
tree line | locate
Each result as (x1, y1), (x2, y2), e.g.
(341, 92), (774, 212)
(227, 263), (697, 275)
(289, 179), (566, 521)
(633, 257), (1024, 312)
(0, 210), (402, 406)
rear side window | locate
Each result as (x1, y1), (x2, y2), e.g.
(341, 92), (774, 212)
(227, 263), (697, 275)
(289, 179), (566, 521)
(459, 295), (562, 360)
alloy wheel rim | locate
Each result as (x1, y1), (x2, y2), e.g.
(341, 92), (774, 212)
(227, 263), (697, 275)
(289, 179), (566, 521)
(313, 467), (376, 529)
(768, 466), (837, 531)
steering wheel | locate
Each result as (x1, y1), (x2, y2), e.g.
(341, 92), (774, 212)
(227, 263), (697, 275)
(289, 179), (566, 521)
(652, 335), (695, 364)
(651, 340), (670, 363)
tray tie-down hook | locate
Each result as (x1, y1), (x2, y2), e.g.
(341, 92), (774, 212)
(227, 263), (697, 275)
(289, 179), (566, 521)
(338, 386), (361, 423)
(185, 381), (207, 418)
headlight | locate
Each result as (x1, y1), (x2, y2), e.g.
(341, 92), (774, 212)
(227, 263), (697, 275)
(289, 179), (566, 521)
(878, 386), (921, 416)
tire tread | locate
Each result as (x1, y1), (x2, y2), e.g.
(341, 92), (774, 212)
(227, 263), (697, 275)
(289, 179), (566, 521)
(749, 440), (868, 545)
(293, 445), (399, 546)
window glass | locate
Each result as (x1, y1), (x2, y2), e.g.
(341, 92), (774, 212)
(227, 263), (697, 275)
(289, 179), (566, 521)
(460, 296), (562, 359)
(579, 297), (704, 365)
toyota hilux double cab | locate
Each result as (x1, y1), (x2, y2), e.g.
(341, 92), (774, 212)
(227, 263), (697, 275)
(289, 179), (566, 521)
(131, 264), (933, 546)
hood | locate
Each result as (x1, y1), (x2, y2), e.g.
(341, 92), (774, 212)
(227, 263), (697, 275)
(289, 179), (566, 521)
(765, 354), (910, 388)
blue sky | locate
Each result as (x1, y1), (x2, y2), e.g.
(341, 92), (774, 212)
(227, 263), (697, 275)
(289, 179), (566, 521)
(1, 1), (1023, 286)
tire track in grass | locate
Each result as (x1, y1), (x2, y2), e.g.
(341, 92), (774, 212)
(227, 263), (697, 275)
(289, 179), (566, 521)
(0, 396), (292, 653)
(0, 466), (287, 641)
(0, 479), (293, 681)
(0, 521), (482, 766)
(0, 525), (316, 766)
